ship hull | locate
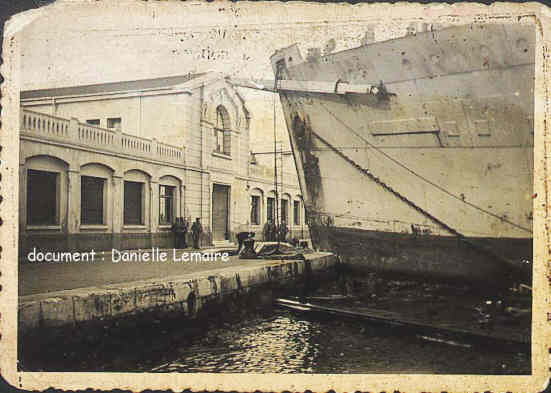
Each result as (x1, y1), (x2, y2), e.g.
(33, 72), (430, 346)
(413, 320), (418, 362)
(271, 24), (534, 284)
(331, 227), (531, 285)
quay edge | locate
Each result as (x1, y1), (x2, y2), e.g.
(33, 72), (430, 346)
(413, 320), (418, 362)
(18, 252), (337, 336)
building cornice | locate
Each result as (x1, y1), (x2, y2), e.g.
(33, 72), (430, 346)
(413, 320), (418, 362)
(22, 88), (185, 107)
(21, 72), (227, 107)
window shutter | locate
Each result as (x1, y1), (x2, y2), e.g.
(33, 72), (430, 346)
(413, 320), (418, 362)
(27, 169), (58, 225)
(124, 181), (143, 225)
(81, 176), (105, 225)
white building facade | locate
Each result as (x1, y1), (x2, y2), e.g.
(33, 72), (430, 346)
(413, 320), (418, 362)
(19, 73), (307, 255)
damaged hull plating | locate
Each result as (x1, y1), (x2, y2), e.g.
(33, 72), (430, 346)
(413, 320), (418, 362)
(270, 24), (534, 284)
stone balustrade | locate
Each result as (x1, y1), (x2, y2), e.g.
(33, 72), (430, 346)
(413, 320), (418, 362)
(21, 109), (185, 165)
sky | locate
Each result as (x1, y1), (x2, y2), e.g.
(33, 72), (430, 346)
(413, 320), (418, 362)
(12, 1), (477, 172)
(13, 1), (418, 168)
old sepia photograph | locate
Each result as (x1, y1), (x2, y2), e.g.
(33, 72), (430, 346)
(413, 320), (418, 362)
(1, 1), (549, 392)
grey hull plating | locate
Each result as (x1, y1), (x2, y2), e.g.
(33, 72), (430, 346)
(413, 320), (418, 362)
(330, 227), (531, 284)
(271, 24), (534, 283)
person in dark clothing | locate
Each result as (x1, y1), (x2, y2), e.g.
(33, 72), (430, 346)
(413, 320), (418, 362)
(180, 217), (189, 248)
(263, 219), (273, 242)
(279, 222), (289, 243)
(171, 218), (179, 246)
(236, 231), (255, 254)
(271, 221), (278, 241)
(191, 217), (203, 249)
(171, 217), (189, 249)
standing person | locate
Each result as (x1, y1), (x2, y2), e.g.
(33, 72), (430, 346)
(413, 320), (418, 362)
(263, 219), (273, 242)
(171, 218), (184, 249)
(280, 221), (289, 243)
(180, 217), (189, 248)
(272, 221), (279, 242)
(191, 217), (203, 249)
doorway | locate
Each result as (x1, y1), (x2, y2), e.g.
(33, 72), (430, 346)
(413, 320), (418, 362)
(212, 184), (230, 241)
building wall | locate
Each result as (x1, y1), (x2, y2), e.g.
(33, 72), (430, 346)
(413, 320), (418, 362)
(20, 77), (307, 255)
(27, 93), (194, 146)
(19, 139), (187, 254)
(244, 177), (308, 242)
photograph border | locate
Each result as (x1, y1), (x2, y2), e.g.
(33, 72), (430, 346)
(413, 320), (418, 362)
(1, 1), (550, 391)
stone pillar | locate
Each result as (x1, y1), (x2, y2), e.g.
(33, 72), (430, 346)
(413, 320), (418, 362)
(69, 117), (79, 142)
(180, 184), (185, 218)
(204, 174), (212, 246)
(66, 169), (80, 234)
(66, 169), (80, 250)
(149, 180), (158, 248)
(235, 130), (240, 174)
(112, 175), (123, 250)
(150, 180), (159, 233)
(201, 124), (211, 169)
(151, 138), (158, 161)
(114, 128), (123, 153)
(259, 193), (264, 226)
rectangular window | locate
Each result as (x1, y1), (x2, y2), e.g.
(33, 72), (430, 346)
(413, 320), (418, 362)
(294, 200), (300, 225)
(267, 197), (275, 222)
(86, 119), (100, 126)
(124, 181), (143, 225)
(81, 176), (105, 225)
(251, 195), (260, 225)
(107, 117), (122, 129)
(281, 199), (288, 224)
(27, 169), (58, 225)
(159, 185), (175, 225)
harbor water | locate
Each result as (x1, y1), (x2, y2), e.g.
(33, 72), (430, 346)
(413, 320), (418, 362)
(22, 269), (531, 374)
(148, 309), (529, 374)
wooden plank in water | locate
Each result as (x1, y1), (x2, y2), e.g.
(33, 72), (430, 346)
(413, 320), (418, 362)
(274, 298), (530, 347)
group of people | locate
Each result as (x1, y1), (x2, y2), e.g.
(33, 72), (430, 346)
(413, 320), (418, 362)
(171, 217), (203, 249)
(262, 219), (289, 242)
(172, 216), (291, 251)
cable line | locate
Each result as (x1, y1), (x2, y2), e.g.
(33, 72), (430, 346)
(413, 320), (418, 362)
(310, 128), (526, 273)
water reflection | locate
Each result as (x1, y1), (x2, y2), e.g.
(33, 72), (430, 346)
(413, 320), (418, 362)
(150, 274), (531, 374)
(151, 311), (530, 374)
(153, 315), (319, 373)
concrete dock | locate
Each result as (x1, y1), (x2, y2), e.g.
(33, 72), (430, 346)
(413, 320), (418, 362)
(19, 251), (337, 335)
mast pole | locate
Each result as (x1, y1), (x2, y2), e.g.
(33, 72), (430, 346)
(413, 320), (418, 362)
(274, 92), (280, 250)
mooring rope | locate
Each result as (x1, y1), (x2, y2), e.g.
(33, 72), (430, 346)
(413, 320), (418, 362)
(309, 128), (526, 274)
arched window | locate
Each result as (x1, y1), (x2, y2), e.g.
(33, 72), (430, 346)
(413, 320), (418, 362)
(293, 196), (302, 226)
(250, 188), (264, 226)
(214, 105), (231, 155)
(266, 190), (276, 223)
(159, 175), (181, 225)
(80, 163), (114, 226)
(123, 169), (151, 226)
(281, 193), (291, 225)
(25, 155), (69, 227)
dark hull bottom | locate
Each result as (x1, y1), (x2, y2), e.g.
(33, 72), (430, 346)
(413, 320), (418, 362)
(328, 227), (532, 287)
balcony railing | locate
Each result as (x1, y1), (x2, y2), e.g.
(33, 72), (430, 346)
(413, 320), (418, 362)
(21, 109), (185, 165)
